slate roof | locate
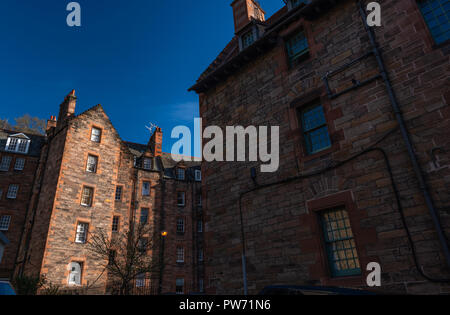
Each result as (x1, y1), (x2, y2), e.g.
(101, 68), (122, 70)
(0, 129), (46, 157)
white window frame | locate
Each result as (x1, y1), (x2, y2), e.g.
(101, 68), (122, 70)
(5, 135), (31, 154)
(176, 247), (185, 263)
(7, 184), (19, 199)
(90, 127), (102, 143)
(177, 192), (186, 207)
(68, 262), (82, 286)
(0, 156), (12, 171)
(177, 218), (185, 234)
(14, 158), (25, 171)
(0, 216), (11, 231)
(86, 155), (98, 173)
(81, 186), (94, 207)
(195, 170), (202, 181)
(143, 158), (152, 170)
(176, 278), (184, 295)
(75, 222), (89, 244)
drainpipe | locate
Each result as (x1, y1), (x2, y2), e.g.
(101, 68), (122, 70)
(358, 1), (450, 270)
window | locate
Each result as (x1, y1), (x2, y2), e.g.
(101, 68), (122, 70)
(197, 194), (202, 207)
(14, 158), (25, 171)
(198, 249), (204, 262)
(112, 216), (120, 232)
(138, 238), (148, 253)
(418, 0), (450, 44)
(176, 278), (184, 295)
(286, 30), (309, 66)
(75, 222), (89, 244)
(142, 182), (150, 196)
(176, 168), (185, 180)
(0, 216), (11, 231)
(197, 220), (203, 233)
(86, 155), (98, 173)
(143, 158), (152, 170)
(177, 192), (186, 207)
(136, 273), (145, 287)
(242, 30), (255, 49)
(108, 250), (116, 265)
(115, 186), (123, 201)
(300, 103), (331, 155)
(68, 262), (82, 286)
(320, 207), (361, 277)
(195, 170), (202, 181)
(5, 136), (30, 154)
(140, 208), (149, 225)
(7, 184), (19, 199)
(0, 156), (12, 171)
(177, 218), (185, 234)
(176, 247), (185, 263)
(81, 186), (94, 207)
(91, 127), (102, 143)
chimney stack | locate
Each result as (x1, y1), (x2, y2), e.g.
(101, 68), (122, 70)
(57, 90), (77, 128)
(231, 0), (265, 34)
(46, 116), (57, 134)
(149, 127), (163, 157)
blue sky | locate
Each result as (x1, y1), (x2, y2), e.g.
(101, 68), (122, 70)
(0, 0), (283, 153)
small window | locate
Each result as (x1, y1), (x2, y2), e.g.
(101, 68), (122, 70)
(242, 30), (255, 49)
(136, 273), (146, 287)
(91, 127), (102, 143)
(140, 208), (149, 225)
(138, 238), (148, 253)
(112, 216), (120, 232)
(7, 184), (19, 199)
(195, 170), (202, 181)
(5, 136), (30, 154)
(197, 220), (203, 233)
(75, 222), (89, 244)
(176, 247), (185, 263)
(86, 155), (98, 173)
(197, 194), (202, 207)
(198, 249), (204, 262)
(115, 186), (123, 201)
(0, 156), (12, 171)
(0, 216), (11, 231)
(320, 207), (361, 277)
(177, 168), (185, 180)
(299, 103), (331, 155)
(68, 262), (83, 286)
(176, 278), (184, 295)
(177, 192), (186, 207)
(286, 30), (309, 66)
(142, 182), (150, 196)
(418, 0), (450, 44)
(177, 218), (185, 234)
(81, 186), (94, 207)
(14, 158), (25, 171)
(143, 158), (152, 170)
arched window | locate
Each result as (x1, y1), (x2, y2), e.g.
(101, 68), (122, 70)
(68, 262), (82, 286)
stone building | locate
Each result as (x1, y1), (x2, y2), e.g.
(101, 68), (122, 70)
(189, 0), (450, 294)
(2, 91), (203, 294)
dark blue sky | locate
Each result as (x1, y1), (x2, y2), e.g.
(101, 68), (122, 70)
(0, 0), (283, 153)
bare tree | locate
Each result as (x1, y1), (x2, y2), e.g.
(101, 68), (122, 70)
(14, 114), (46, 135)
(0, 118), (12, 130)
(87, 223), (158, 295)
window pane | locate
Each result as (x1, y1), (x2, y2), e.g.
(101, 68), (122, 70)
(286, 30), (309, 63)
(321, 208), (361, 277)
(112, 216), (120, 232)
(140, 208), (149, 224)
(75, 223), (89, 244)
(81, 187), (93, 206)
(418, 0), (450, 44)
(143, 158), (152, 170)
(242, 30), (255, 49)
(177, 192), (185, 206)
(86, 155), (98, 173)
(301, 104), (331, 155)
(14, 158), (25, 171)
(0, 216), (11, 231)
(142, 182), (150, 196)
(115, 186), (122, 201)
(91, 128), (102, 142)
(7, 184), (19, 199)
(0, 156), (12, 171)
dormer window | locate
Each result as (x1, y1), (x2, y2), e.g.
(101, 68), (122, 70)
(143, 158), (153, 170)
(288, 0), (311, 10)
(5, 134), (31, 154)
(242, 30), (255, 49)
